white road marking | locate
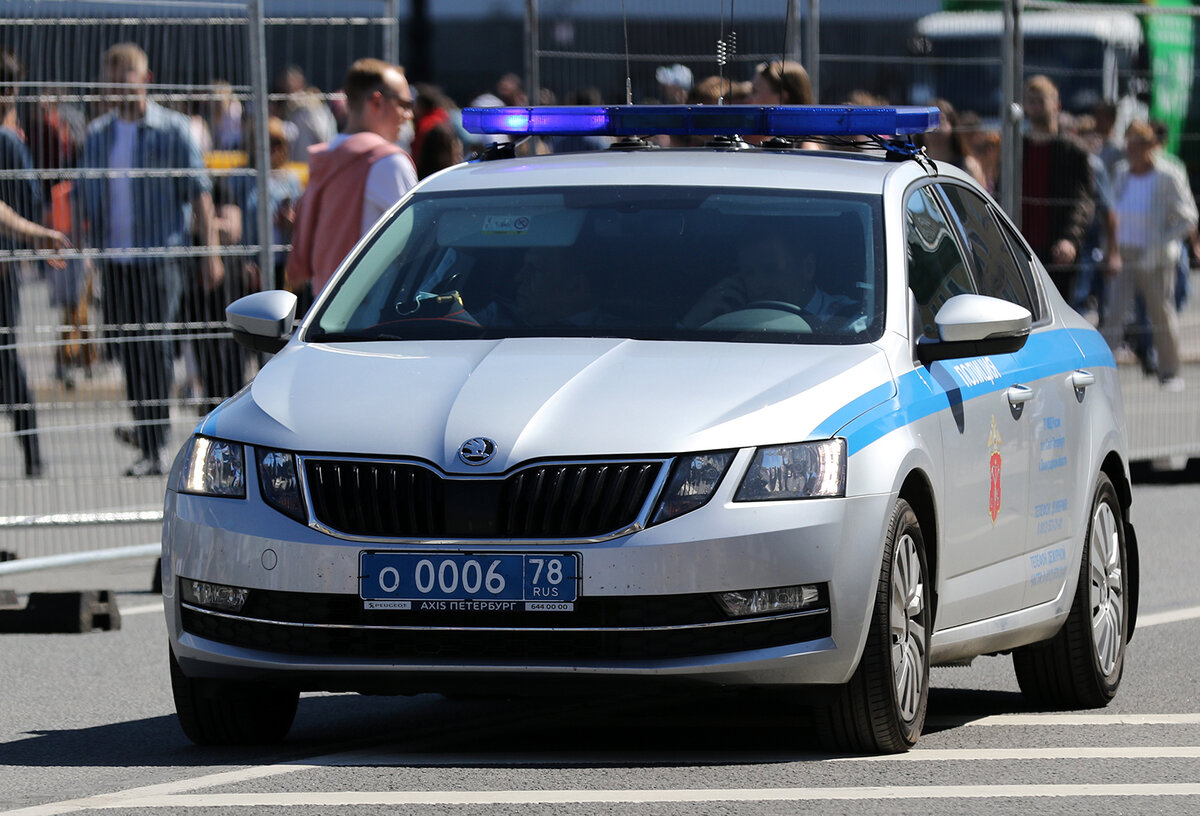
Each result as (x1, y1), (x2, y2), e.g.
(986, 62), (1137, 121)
(0, 763), (319, 816)
(929, 713), (1200, 727)
(1139, 604), (1200, 628)
(41, 783), (1200, 808)
(118, 602), (163, 617)
(8, 741), (1200, 814)
(837, 746), (1200, 761)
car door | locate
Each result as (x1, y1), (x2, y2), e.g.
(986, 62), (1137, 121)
(937, 183), (1087, 610)
(905, 184), (1032, 630)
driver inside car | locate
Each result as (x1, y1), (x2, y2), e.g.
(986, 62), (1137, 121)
(681, 233), (858, 329)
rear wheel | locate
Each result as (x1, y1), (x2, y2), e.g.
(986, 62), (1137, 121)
(1013, 473), (1127, 708)
(814, 498), (930, 753)
(170, 648), (299, 745)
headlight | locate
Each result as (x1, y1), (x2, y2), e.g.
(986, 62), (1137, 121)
(735, 439), (846, 501)
(256, 449), (307, 522)
(178, 436), (245, 497)
(649, 451), (735, 525)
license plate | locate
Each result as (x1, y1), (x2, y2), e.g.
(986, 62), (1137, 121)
(359, 552), (578, 612)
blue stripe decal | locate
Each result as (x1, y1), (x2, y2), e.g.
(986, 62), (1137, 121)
(1068, 326), (1117, 368)
(811, 381), (895, 440)
(814, 327), (1110, 456)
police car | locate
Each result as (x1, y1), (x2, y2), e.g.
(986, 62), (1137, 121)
(164, 105), (1137, 753)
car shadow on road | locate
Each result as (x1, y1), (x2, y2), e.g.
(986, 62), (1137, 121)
(0, 689), (825, 768)
(0, 685), (1052, 769)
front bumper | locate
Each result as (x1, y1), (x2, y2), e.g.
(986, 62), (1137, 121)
(163, 484), (894, 692)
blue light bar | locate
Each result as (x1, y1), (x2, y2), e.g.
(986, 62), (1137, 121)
(461, 105), (940, 138)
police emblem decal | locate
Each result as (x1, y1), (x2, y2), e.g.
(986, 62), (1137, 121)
(987, 415), (1003, 525)
(459, 437), (497, 465)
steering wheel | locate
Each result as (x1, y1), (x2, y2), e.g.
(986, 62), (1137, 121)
(698, 300), (815, 333)
(746, 300), (828, 328)
(743, 300), (809, 317)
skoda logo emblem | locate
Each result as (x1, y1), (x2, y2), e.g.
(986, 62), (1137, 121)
(458, 437), (497, 466)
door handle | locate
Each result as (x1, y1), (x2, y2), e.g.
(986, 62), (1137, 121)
(1007, 384), (1034, 405)
(1071, 369), (1096, 389)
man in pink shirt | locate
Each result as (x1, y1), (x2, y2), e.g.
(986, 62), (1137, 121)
(287, 58), (416, 303)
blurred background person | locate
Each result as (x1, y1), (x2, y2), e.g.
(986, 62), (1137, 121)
(415, 121), (464, 179)
(915, 98), (987, 187)
(1021, 74), (1094, 303)
(72, 43), (221, 476)
(655, 63), (693, 104)
(747, 59), (812, 105)
(1101, 120), (1197, 392)
(287, 58), (416, 303)
(243, 116), (301, 292)
(1, 49), (68, 478)
(276, 65), (337, 165)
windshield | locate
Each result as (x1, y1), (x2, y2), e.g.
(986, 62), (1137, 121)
(308, 185), (885, 345)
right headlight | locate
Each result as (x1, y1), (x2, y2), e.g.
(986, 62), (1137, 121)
(178, 436), (245, 498)
(734, 439), (846, 502)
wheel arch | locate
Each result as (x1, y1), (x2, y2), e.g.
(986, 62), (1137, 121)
(1100, 450), (1138, 641)
(898, 468), (939, 627)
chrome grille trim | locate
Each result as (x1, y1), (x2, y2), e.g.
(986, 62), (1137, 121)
(181, 601), (829, 633)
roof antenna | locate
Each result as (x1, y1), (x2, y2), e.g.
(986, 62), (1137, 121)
(622, 0), (632, 104)
(781, 0), (794, 105)
(717, 1), (737, 105)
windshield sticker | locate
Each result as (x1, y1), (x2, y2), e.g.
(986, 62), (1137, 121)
(988, 415), (1002, 525)
(482, 215), (531, 234)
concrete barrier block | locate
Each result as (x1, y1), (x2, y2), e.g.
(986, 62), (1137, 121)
(0, 590), (121, 634)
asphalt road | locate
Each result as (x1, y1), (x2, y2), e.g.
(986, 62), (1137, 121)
(2, 478), (1199, 816)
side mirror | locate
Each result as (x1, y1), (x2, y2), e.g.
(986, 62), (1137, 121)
(226, 290), (298, 354)
(916, 293), (1031, 366)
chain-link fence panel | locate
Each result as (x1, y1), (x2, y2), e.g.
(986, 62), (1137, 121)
(0, 0), (397, 566)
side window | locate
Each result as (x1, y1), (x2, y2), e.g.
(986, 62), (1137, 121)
(938, 184), (1038, 318)
(994, 215), (1045, 323)
(905, 186), (974, 339)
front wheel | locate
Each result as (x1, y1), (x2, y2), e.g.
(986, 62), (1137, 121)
(1013, 473), (1127, 708)
(814, 498), (930, 753)
(170, 648), (299, 745)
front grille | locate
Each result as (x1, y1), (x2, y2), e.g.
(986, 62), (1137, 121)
(181, 587), (831, 661)
(306, 459), (662, 539)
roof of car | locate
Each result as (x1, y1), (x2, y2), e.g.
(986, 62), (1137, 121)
(417, 147), (928, 196)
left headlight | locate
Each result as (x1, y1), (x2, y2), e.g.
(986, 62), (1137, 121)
(734, 439), (846, 501)
(178, 436), (246, 498)
(649, 451), (736, 525)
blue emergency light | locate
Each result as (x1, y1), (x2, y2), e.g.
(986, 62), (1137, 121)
(461, 105), (940, 138)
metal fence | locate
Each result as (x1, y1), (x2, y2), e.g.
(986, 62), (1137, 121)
(0, 0), (397, 567)
(5, 0), (1200, 569)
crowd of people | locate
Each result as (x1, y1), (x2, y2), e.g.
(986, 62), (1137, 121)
(1, 44), (1199, 479)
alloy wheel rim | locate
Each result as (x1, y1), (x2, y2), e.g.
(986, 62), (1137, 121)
(890, 531), (927, 723)
(1089, 500), (1123, 677)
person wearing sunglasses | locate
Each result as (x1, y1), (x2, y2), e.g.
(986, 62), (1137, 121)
(288, 58), (417, 301)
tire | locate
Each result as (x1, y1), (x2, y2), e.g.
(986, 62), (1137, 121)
(1013, 473), (1127, 708)
(170, 648), (299, 745)
(814, 498), (930, 753)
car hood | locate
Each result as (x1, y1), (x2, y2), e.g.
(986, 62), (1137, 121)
(203, 338), (895, 474)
